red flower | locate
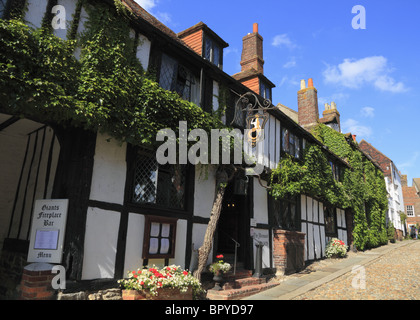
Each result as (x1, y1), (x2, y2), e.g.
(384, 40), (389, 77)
(140, 281), (144, 285)
(157, 282), (162, 287)
(166, 267), (171, 271)
(216, 254), (224, 259)
(183, 271), (188, 276)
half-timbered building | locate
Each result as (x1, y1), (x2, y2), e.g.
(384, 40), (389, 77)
(0, 0), (365, 298)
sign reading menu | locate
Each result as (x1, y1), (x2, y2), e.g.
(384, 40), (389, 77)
(27, 199), (69, 263)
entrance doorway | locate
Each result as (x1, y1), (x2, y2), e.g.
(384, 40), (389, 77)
(216, 181), (249, 268)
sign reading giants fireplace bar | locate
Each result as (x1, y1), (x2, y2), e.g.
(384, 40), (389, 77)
(27, 199), (69, 263)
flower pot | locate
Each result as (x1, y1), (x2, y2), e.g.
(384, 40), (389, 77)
(122, 287), (193, 300)
(212, 271), (224, 291)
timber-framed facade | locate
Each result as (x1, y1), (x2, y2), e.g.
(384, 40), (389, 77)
(0, 0), (384, 299)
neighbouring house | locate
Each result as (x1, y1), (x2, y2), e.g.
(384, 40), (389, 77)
(0, 0), (387, 300)
(359, 140), (406, 239)
(401, 175), (420, 237)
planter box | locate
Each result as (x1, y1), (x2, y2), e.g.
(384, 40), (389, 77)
(122, 287), (193, 300)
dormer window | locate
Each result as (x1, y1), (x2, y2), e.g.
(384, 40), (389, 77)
(204, 36), (221, 67)
(177, 22), (228, 70)
(260, 81), (272, 101)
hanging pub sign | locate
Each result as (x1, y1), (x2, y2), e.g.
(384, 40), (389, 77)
(27, 199), (69, 263)
(231, 92), (273, 147)
(246, 112), (268, 147)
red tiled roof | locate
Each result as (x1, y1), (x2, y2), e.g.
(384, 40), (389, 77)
(121, 0), (186, 46)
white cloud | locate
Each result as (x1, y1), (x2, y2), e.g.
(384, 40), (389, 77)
(398, 151), (420, 170)
(278, 75), (299, 87)
(132, 0), (173, 26)
(272, 34), (297, 50)
(342, 118), (372, 138)
(154, 11), (172, 24)
(133, 0), (157, 11)
(361, 106), (375, 118)
(283, 57), (297, 68)
(323, 56), (408, 93)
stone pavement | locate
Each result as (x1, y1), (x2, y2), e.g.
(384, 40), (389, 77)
(243, 240), (420, 300)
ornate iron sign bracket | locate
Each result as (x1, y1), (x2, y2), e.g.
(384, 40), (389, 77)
(231, 92), (277, 147)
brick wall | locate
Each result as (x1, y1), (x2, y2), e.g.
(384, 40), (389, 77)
(240, 25), (264, 74)
(297, 83), (319, 130)
(402, 183), (420, 233)
(20, 263), (55, 300)
(272, 229), (306, 276)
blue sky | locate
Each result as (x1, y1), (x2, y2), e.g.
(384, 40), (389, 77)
(134, 0), (420, 183)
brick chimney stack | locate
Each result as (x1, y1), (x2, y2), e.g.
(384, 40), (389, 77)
(240, 23), (264, 74)
(401, 174), (408, 187)
(298, 78), (319, 130)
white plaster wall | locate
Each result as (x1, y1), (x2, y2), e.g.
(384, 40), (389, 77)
(123, 213), (145, 274)
(212, 81), (219, 111)
(319, 202), (326, 255)
(82, 207), (120, 279)
(136, 34), (151, 70)
(24, 0), (49, 29)
(253, 178), (268, 224)
(74, 5), (89, 60)
(169, 219), (187, 267)
(53, 0), (78, 40)
(89, 134), (126, 205)
(192, 223), (213, 265)
(193, 165), (216, 219)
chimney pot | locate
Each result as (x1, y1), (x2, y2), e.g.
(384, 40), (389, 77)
(308, 78), (314, 87)
(300, 80), (306, 90)
(253, 23), (258, 33)
(331, 101), (337, 109)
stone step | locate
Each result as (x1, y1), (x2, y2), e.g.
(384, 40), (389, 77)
(206, 279), (278, 300)
(224, 269), (253, 281)
(222, 276), (268, 290)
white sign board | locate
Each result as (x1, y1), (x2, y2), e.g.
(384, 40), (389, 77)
(27, 199), (69, 263)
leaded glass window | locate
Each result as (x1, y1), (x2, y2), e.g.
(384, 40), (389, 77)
(270, 195), (300, 231)
(282, 128), (301, 159)
(132, 149), (187, 210)
(324, 207), (337, 236)
(159, 53), (197, 103)
(204, 36), (221, 67)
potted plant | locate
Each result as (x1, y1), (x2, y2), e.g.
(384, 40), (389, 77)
(325, 238), (348, 259)
(118, 265), (202, 300)
(209, 254), (231, 290)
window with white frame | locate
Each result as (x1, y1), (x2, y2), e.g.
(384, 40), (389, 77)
(407, 205), (415, 217)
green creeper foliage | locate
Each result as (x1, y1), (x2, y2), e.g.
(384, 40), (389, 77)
(270, 123), (389, 251)
(0, 0), (223, 149)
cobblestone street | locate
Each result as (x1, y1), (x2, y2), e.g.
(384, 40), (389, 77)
(293, 240), (420, 300)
